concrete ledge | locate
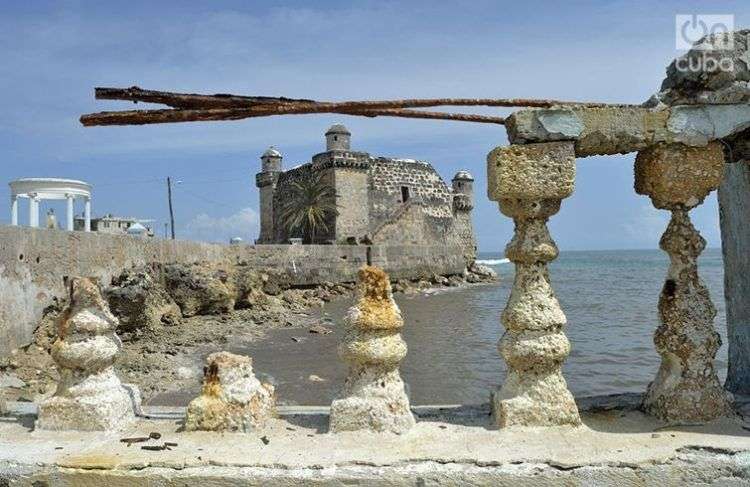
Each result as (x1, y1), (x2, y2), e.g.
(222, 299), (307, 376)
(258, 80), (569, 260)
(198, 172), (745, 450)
(2, 393), (750, 485)
(505, 104), (750, 157)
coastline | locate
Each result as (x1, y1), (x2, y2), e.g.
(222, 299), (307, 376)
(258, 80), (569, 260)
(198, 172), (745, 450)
(0, 262), (497, 405)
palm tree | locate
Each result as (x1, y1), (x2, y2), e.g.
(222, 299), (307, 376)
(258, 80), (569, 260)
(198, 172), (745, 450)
(277, 173), (339, 244)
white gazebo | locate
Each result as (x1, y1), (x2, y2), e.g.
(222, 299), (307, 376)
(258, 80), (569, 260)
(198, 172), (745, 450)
(9, 178), (92, 231)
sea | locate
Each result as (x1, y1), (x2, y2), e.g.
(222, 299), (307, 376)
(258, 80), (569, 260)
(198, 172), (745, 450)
(228, 248), (727, 406)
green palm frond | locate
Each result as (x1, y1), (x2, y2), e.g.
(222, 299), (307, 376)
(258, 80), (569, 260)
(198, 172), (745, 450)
(278, 173), (339, 243)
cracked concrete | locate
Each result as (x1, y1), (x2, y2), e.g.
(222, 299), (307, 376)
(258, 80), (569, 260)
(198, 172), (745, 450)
(505, 104), (750, 156)
(2, 395), (750, 485)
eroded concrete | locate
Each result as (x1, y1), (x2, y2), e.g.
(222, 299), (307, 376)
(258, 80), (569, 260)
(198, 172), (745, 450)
(505, 104), (750, 156)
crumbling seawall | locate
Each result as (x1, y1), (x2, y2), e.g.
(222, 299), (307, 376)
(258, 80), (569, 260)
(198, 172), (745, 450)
(0, 225), (468, 356)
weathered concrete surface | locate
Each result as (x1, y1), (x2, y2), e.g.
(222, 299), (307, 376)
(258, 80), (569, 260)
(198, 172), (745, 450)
(635, 143), (733, 422)
(487, 142), (581, 427)
(720, 159), (750, 394)
(36, 278), (135, 431)
(505, 104), (750, 156)
(2, 398), (750, 485)
(634, 142), (725, 209)
(0, 224), (469, 357)
(330, 266), (415, 433)
(185, 352), (275, 432)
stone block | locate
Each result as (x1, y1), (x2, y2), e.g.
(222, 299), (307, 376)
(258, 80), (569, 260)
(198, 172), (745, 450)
(634, 142), (725, 208)
(487, 142), (575, 201)
(185, 351), (275, 432)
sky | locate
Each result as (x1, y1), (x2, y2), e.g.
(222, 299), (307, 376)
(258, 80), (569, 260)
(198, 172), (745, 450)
(1, 1), (747, 252)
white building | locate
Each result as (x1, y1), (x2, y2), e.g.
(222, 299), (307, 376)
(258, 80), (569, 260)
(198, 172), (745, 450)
(9, 178), (92, 231)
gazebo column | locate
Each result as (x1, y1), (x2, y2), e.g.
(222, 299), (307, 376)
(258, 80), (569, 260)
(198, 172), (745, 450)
(487, 141), (581, 427)
(29, 194), (39, 228)
(65, 194), (74, 231)
(635, 142), (732, 422)
(84, 197), (91, 232)
(10, 195), (18, 226)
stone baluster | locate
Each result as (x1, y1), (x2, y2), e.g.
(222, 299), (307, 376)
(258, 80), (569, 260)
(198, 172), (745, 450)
(486, 141), (581, 427)
(37, 277), (135, 431)
(329, 265), (415, 433)
(635, 142), (732, 422)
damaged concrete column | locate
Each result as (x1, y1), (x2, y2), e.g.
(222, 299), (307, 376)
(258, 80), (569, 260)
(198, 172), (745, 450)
(487, 141), (581, 427)
(635, 142), (732, 422)
(329, 266), (415, 433)
(37, 278), (135, 431)
(720, 156), (750, 395)
(185, 351), (275, 432)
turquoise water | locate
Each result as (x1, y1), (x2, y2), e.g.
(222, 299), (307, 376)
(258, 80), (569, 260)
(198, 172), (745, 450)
(222, 248), (727, 405)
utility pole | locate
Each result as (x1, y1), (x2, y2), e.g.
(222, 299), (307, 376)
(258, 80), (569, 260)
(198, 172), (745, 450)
(167, 177), (176, 240)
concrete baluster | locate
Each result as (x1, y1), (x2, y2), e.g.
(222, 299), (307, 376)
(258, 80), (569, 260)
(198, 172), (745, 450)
(635, 142), (732, 422)
(486, 141), (581, 427)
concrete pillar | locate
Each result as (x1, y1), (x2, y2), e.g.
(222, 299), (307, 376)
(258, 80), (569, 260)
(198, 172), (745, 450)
(29, 194), (39, 228)
(719, 159), (750, 394)
(10, 195), (18, 226)
(84, 197), (91, 232)
(329, 266), (415, 433)
(635, 142), (732, 422)
(486, 141), (581, 427)
(65, 195), (74, 231)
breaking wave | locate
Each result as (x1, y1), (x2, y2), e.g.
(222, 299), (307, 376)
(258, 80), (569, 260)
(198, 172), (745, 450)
(476, 258), (510, 266)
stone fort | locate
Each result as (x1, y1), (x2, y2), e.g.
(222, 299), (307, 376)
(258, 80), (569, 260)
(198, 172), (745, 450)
(255, 124), (476, 258)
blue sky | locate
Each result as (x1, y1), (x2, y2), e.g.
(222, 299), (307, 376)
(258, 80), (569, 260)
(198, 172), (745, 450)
(1, 1), (746, 251)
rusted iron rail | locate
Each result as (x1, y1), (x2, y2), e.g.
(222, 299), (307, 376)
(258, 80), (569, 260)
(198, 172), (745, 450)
(81, 107), (507, 126)
(80, 86), (636, 127)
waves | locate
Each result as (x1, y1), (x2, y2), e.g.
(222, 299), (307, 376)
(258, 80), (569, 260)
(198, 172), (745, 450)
(476, 258), (510, 266)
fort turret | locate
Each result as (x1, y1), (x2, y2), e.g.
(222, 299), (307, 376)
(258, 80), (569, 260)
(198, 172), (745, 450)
(452, 170), (474, 211)
(256, 146), (283, 243)
(325, 123), (351, 151)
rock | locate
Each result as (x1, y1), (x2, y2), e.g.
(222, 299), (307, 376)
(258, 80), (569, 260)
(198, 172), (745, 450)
(175, 366), (198, 380)
(163, 263), (236, 317)
(37, 278), (136, 431)
(430, 274), (449, 286)
(0, 373), (26, 389)
(469, 263), (497, 280)
(465, 272), (481, 284)
(107, 267), (182, 332)
(309, 324), (332, 335)
(447, 275), (464, 287)
(308, 374), (325, 382)
(329, 266), (415, 434)
(261, 273), (283, 296)
(185, 352), (275, 432)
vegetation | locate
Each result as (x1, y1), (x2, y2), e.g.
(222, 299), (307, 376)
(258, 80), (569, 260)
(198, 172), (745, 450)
(277, 174), (339, 244)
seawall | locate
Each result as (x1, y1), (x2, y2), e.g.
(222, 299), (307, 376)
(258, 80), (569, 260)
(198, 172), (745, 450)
(0, 225), (468, 356)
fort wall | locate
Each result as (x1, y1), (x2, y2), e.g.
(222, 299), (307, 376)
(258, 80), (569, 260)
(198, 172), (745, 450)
(0, 225), (469, 356)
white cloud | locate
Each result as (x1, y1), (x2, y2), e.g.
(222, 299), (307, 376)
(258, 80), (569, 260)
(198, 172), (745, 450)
(182, 207), (259, 244)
